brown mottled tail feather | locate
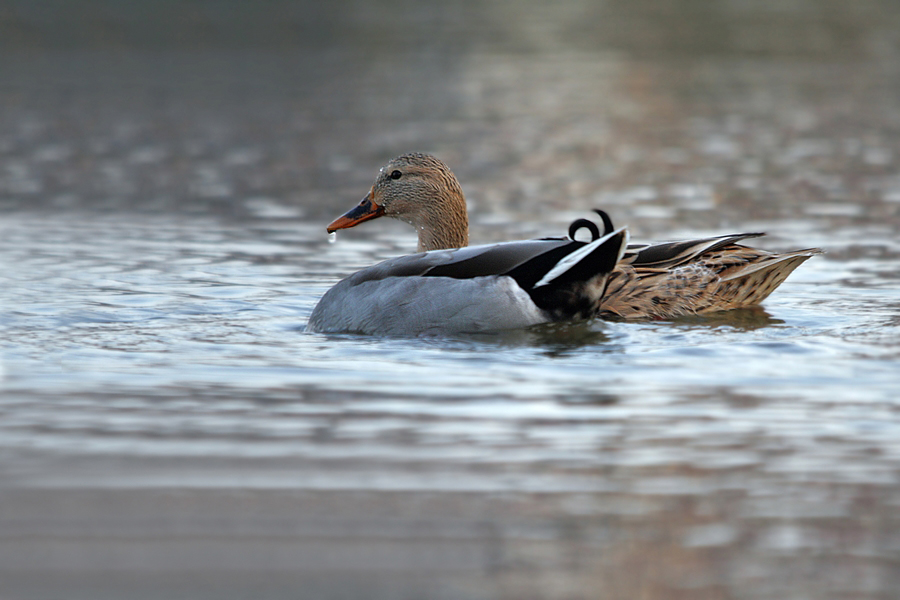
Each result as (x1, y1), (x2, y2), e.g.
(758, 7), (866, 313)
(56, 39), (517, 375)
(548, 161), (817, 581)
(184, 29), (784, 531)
(600, 245), (823, 320)
(715, 249), (822, 308)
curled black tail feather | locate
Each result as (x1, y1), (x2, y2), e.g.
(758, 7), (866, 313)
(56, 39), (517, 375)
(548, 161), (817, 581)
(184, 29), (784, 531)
(594, 209), (614, 236)
(568, 210), (614, 241)
(568, 218), (600, 241)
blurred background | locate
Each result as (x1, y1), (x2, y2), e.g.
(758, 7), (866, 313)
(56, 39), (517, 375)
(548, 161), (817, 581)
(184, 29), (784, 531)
(2, 1), (900, 599)
(4, 0), (900, 230)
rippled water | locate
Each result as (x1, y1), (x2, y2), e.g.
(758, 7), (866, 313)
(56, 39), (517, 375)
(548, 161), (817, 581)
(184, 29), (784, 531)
(3, 2), (900, 599)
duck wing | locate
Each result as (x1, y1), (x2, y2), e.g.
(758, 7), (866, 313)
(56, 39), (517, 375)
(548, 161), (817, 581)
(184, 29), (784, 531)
(347, 238), (574, 285)
(602, 233), (822, 319)
(622, 233), (765, 269)
(308, 229), (629, 335)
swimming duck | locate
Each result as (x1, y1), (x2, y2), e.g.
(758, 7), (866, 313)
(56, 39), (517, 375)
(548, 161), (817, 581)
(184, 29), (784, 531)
(307, 153), (821, 334)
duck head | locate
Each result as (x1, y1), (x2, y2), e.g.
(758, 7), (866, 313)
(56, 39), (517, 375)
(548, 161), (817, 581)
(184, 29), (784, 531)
(327, 153), (469, 252)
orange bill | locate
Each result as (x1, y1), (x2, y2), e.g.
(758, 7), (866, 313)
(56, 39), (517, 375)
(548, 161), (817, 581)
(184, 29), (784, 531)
(326, 193), (386, 233)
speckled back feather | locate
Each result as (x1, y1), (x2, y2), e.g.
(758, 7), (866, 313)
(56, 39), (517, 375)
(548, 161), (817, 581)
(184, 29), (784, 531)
(600, 242), (822, 319)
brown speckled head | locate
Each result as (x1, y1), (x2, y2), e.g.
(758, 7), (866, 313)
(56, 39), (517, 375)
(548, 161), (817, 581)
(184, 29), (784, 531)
(329, 153), (469, 252)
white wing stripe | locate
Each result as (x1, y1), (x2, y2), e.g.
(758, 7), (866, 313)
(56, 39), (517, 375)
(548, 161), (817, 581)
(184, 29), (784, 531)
(534, 228), (627, 288)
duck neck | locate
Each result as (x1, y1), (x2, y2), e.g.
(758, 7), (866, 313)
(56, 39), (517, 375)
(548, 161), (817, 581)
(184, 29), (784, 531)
(414, 194), (469, 252)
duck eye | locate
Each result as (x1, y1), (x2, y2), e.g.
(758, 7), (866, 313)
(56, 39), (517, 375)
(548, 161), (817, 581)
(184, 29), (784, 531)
(389, 170), (402, 180)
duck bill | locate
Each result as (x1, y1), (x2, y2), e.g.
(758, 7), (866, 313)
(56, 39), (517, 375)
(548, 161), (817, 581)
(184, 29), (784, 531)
(326, 193), (385, 232)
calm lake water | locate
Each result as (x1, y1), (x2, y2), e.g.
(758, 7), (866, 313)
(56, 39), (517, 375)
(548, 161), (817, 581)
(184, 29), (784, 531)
(2, 2), (900, 599)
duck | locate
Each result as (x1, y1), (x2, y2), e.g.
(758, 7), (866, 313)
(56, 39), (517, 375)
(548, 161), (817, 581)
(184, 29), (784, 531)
(307, 153), (822, 335)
